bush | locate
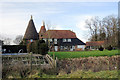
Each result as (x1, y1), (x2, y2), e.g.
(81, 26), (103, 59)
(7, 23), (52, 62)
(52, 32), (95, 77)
(2, 61), (30, 78)
(84, 47), (89, 51)
(27, 40), (49, 55)
(39, 43), (49, 55)
(99, 46), (104, 51)
(27, 42), (34, 53)
(107, 45), (113, 51)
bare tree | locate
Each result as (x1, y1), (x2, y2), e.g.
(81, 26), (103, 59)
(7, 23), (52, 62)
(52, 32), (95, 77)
(85, 16), (102, 41)
(3, 38), (11, 45)
(85, 15), (118, 47)
(13, 35), (23, 45)
(0, 34), (12, 45)
(102, 15), (118, 47)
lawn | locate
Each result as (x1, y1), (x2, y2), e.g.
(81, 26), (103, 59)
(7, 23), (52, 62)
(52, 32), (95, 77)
(48, 50), (120, 59)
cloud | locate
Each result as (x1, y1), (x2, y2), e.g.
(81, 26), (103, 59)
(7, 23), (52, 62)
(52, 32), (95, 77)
(0, 2), (117, 44)
(76, 21), (87, 31)
(0, 2), (64, 37)
(75, 15), (93, 31)
(0, 14), (28, 36)
(54, 25), (63, 30)
(72, 15), (93, 43)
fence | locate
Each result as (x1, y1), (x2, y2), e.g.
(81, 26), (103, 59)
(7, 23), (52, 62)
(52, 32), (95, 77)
(3, 53), (57, 67)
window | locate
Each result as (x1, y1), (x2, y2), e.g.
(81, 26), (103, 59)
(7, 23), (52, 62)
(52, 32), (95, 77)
(54, 41), (57, 44)
(77, 45), (85, 49)
(60, 46), (63, 50)
(54, 39), (57, 44)
(61, 46), (63, 48)
(72, 46), (75, 49)
(68, 39), (71, 42)
(48, 39), (52, 42)
(77, 45), (81, 48)
(63, 39), (66, 42)
(30, 39), (33, 42)
(54, 39), (57, 41)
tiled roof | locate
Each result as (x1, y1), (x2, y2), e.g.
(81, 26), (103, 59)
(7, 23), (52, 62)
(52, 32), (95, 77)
(86, 41), (104, 46)
(42, 30), (77, 39)
(23, 18), (39, 40)
(39, 26), (46, 38)
(39, 26), (46, 34)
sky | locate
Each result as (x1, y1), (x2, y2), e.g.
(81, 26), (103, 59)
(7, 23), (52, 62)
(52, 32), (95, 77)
(0, 1), (118, 44)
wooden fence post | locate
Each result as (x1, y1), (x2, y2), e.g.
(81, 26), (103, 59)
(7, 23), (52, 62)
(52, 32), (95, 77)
(30, 52), (32, 78)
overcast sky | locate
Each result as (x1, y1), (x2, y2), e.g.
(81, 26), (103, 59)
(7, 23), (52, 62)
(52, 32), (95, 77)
(0, 1), (118, 43)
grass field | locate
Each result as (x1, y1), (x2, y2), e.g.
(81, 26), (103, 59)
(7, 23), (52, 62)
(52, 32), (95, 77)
(29, 70), (120, 78)
(48, 50), (120, 59)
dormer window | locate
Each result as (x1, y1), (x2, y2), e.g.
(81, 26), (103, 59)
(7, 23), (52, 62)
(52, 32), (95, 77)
(63, 39), (66, 42)
(68, 39), (71, 42)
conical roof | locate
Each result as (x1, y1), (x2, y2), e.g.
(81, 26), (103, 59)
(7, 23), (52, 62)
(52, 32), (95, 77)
(23, 16), (39, 40)
(39, 21), (46, 39)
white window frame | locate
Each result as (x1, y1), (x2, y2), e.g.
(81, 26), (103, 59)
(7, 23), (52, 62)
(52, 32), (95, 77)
(54, 39), (57, 44)
(63, 39), (66, 42)
(54, 39), (57, 41)
(54, 46), (58, 51)
(54, 41), (57, 44)
(68, 39), (71, 42)
(48, 39), (52, 42)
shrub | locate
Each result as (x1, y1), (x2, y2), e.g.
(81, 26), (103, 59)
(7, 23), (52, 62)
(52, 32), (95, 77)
(2, 61), (30, 78)
(39, 43), (49, 55)
(107, 45), (113, 51)
(36, 40), (49, 55)
(84, 47), (89, 51)
(99, 46), (104, 51)
(27, 42), (33, 53)
(27, 40), (49, 55)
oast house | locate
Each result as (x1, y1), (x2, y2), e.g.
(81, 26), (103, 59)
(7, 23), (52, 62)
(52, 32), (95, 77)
(23, 16), (86, 51)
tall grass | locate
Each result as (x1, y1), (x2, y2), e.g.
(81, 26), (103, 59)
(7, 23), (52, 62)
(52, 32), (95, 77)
(49, 50), (119, 59)
(28, 70), (119, 78)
